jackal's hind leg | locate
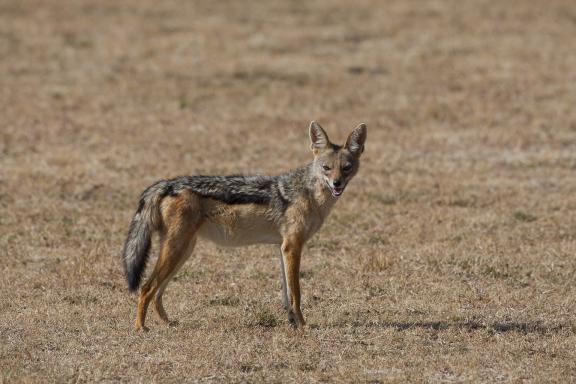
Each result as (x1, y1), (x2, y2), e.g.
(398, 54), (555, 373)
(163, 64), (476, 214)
(134, 192), (201, 331)
(154, 236), (196, 326)
(136, 235), (196, 330)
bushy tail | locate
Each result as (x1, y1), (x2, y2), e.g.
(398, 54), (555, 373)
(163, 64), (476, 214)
(122, 180), (172, 292)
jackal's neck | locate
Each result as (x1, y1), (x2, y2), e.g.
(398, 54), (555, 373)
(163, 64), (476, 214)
(302, 162), (338, 210)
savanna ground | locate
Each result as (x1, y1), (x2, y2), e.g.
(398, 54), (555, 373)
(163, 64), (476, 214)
(1, 0), (576, 382)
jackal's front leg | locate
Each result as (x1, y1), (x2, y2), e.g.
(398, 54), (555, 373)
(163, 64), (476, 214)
(278, 247), (290, 311)
(281, 236), (305, 328)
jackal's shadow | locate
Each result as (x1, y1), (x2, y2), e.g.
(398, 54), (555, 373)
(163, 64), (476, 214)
(377, 320), (567, 334)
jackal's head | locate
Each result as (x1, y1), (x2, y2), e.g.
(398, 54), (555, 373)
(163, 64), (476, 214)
(309, 121), (367, 198)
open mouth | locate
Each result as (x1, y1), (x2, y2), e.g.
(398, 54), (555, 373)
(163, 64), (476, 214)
(331, 187), (344, 197)
(325, 180), (345, 197)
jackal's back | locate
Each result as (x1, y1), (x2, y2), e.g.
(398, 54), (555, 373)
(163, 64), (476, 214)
(169, 175), (275, 205)
(166, 167), (312, 213)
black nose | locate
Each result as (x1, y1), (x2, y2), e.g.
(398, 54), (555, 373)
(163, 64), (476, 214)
(333, 179), (342, 188)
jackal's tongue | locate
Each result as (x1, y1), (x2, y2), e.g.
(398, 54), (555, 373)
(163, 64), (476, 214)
(331, 187), (344, 197)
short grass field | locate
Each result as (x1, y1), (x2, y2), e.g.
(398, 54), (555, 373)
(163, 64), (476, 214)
(2, 0), (576, 382)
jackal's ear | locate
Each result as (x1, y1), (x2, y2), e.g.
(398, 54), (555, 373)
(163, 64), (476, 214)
(345, 123), (367, 156)
(309, 121), (331, 152)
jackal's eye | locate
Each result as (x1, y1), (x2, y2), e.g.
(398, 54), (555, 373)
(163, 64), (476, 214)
(322, 165), (331, 171)
(342, 163), (352, 172)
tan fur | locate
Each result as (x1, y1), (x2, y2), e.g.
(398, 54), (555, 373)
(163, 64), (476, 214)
(134, 187), (337, 330)
(198, 200), (282, 246)
(135, 192), (201, 330)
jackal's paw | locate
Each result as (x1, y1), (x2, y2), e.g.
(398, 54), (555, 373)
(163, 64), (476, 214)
(135, 325), (150, 332)
(288, 311), (297, 327)
(287, 312), (306, 329)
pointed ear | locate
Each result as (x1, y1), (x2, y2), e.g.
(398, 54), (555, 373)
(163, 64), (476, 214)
(309, 121), (331, 151)
(345, 123), (367, 156)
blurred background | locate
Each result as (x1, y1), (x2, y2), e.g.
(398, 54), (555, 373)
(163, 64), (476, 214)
(2, 0), (576, 382)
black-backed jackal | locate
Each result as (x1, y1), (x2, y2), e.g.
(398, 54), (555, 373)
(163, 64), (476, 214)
(122, 122), (367, 330)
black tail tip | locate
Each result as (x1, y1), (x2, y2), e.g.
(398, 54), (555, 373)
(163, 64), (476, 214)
(126, 271), (141, 292)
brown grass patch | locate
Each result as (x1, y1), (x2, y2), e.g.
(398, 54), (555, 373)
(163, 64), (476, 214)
(2, 0), (576, 382)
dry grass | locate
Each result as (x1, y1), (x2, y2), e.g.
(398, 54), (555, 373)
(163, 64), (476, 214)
(2, 0), (576, 382)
